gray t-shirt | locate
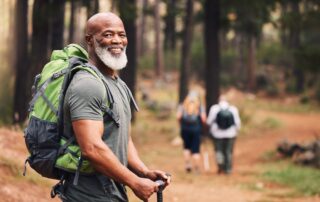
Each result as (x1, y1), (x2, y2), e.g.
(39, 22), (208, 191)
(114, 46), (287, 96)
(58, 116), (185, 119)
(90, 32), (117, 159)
(63, 70), (133, 202)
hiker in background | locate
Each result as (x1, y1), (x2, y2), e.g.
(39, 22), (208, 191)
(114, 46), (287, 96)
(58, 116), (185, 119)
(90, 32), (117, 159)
(177, 91), (206, 173)
(61, 12), (170, 201)
(206, 97), (241, 174)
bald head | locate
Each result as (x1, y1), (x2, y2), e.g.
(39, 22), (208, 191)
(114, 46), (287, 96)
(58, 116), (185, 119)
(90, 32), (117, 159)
(86, 12), (124, 36)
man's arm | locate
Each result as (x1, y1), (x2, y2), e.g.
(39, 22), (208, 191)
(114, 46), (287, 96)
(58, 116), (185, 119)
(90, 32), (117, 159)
(72, 119), (158, 201)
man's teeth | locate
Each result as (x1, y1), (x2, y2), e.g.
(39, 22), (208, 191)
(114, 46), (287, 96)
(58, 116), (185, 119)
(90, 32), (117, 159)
(109, 48), (121, 51)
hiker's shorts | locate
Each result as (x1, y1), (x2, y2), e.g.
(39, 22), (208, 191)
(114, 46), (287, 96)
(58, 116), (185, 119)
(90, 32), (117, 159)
(181, 126), (201, 153)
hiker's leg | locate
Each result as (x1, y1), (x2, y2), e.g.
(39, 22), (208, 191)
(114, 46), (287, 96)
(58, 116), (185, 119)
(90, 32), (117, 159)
(191, 153), (201, 173)
(221, 138), (228, 172)
(191, 128), (201, 173)
(184, 149), (192, 172)
(213, 137), (224, 173)
(224, 137), (236, 174)
(182, 129), (192, 172)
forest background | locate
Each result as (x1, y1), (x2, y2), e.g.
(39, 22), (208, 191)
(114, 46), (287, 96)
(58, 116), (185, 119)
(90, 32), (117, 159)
(0, 0), (319, 124)
(0, 0), (320, 201)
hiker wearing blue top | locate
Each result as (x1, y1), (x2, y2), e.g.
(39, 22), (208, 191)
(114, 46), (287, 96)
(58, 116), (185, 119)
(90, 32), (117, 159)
(206, 97), (241, 174)
(61, 12), (171, 202)
(177, 91), (206, 173)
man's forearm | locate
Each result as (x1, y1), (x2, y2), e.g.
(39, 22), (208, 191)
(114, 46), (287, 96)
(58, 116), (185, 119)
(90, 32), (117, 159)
(127, 137), (149, 177)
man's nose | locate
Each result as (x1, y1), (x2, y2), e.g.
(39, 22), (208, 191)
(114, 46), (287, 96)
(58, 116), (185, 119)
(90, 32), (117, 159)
(111, 35), (122, 44)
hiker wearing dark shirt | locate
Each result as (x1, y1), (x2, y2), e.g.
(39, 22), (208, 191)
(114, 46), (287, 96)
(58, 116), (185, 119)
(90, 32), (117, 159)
(177, 91), (206, 173)
(62, 12), (170, 202)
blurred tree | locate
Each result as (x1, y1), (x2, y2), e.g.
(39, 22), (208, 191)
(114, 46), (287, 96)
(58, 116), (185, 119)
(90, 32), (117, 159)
(26, 0), (51, 119)
(68, 0), (79, 43)
(278, 0), (320, 93)
(49, 0), (66, 50)
(68, 0), (83, 44)
(205, 0), (221, 111)
(154, 0), (164, 78)
(85, 0), (99, 19)
(224, 0), (274, 91)
(111, 0), (117, 12)
(279, 0), (302, 92)
(137, 0), (148, 57)
(179, 0), (194, 103)
(13, 0), (29, 123)
(118, 0), (138, 120)
(164, 0), (177, 51)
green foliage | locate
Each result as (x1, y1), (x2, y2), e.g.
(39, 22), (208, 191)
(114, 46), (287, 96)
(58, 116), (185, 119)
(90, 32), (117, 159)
(138, 53), (155, 70)
(222, 0), (275, 37)
(299, 94), (310, 104)
(315, 81), (320, 103)
(190, 32), (205, 78)
(261, 117), (282, 129)
(285, 77), (297, 94)
(261, 150), (277, 161)
(220, 49), (238, 87)
(295, 45), (320, 73)
(257, 42), (290, 66)
(164, 49), (181, 70)
(263, 163), (320, 196)
(265, 83), (280, 97)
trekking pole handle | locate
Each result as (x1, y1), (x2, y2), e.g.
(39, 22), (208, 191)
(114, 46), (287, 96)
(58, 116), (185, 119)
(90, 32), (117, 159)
(155, 180), (165, 202)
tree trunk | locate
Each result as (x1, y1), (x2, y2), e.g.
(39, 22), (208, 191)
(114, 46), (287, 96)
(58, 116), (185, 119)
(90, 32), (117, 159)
(86, 0), (99, 19)
(27, 0), (51, 103)
(50, 0), (66, 50)
(205, 0), (220, 112)
(164, 0), (176, 51)
(154, 0), (164, 78)
(234, 33), (245, 87)
(137, 0), (148, 57)
(290, 1), (304, 93)
(68, 0), (82, 44)
(111, 0), (117, 12)
(247, 35), (256, 91)
(178, 0), (194, 103)
(13, 0), (29, 123)
(119, 0), (138, 120)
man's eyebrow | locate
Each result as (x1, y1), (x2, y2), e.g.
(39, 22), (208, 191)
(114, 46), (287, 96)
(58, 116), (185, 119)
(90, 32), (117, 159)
(102, 29), (126, 34)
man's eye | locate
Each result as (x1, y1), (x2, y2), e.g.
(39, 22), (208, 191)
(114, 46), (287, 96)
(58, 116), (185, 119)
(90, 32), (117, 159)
(104, 33), (112, 38)
(120, 34), (127, 38)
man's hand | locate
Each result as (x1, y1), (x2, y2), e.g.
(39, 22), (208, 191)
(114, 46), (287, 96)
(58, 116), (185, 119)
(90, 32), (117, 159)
(131, 178), (159, 202)
(144, 170), (172, 188)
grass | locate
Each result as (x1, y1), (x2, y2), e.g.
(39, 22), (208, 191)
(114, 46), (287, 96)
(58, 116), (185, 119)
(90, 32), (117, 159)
(241, 97), (320, 114)
(261, 117), (282, 129)
(262, 162), (320, 196)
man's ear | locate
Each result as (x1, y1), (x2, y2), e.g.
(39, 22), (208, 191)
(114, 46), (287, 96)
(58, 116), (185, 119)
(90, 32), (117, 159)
(85, 35), (93, 46)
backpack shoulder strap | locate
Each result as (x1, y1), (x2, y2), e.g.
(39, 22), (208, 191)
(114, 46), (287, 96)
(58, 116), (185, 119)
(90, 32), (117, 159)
(81, 63), (123, 127)
(117, 78), (139, 112)
(58, 57), (92, 138)
(83, 63), (115, 106)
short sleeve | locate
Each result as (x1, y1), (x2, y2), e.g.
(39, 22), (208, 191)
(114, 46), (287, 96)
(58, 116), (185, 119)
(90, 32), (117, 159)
(66, 72), (106, 121)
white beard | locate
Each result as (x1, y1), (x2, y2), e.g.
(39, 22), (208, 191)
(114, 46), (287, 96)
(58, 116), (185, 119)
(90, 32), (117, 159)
(94, 41), (128, 71)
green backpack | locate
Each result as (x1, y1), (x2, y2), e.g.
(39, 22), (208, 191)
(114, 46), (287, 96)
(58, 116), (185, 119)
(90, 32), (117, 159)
(24, 44), (107, 183)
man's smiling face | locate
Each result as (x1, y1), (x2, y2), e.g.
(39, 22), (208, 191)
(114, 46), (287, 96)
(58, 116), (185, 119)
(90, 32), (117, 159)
(92, 16), (128, 70)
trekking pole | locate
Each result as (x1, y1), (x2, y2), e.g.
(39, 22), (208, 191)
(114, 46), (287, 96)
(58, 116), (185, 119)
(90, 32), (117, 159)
(155, 180), (165, 202)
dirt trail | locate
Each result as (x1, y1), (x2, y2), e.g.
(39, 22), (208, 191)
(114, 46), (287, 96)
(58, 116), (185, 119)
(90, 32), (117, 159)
(156, 110), (320, 202)
(0, 108), (319, 202)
